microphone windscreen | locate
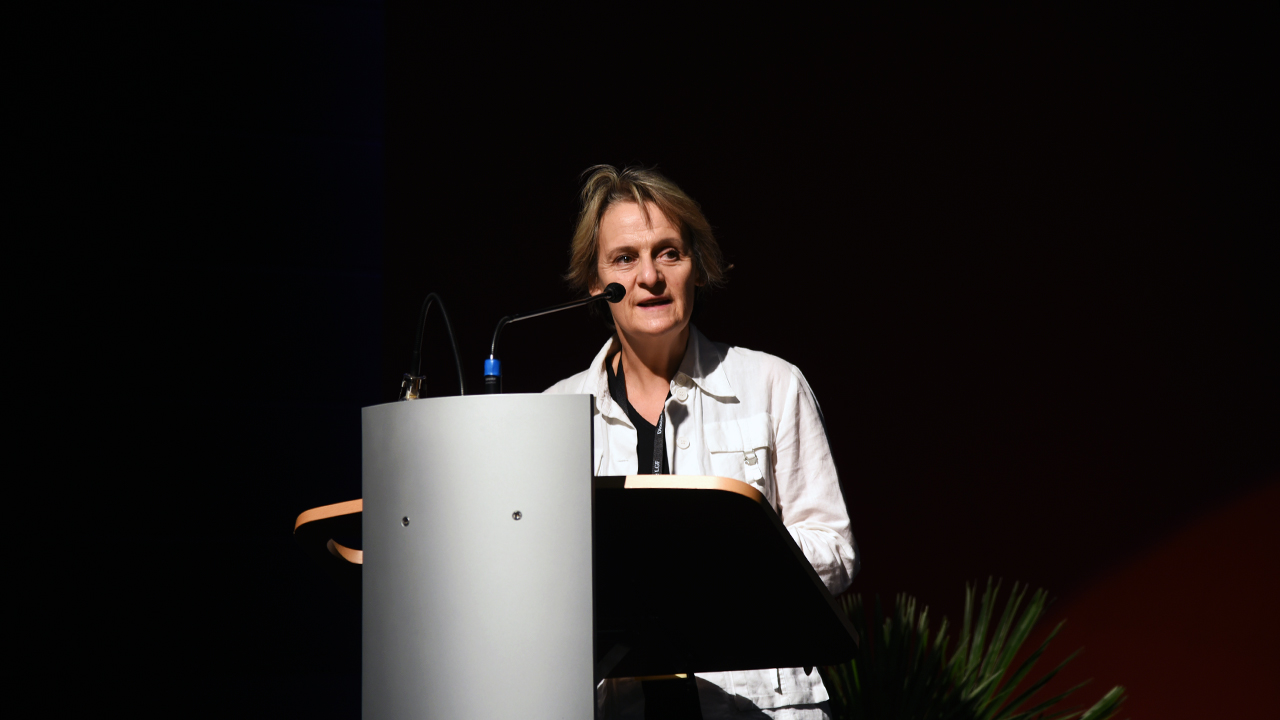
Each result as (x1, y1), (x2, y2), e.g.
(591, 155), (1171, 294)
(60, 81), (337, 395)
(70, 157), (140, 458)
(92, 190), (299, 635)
(604, 283), (626, 303)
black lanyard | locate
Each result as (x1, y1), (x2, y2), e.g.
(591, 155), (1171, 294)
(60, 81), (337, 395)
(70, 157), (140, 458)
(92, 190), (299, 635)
(651, 409), (665, 475)
(607, 355), (669, 475)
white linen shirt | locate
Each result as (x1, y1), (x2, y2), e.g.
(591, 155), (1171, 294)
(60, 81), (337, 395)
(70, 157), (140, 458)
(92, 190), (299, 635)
(545, 325), (858, 715)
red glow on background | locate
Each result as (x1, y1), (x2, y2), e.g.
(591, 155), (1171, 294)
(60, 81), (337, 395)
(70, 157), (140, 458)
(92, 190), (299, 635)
(1021, 479), (1280, 719)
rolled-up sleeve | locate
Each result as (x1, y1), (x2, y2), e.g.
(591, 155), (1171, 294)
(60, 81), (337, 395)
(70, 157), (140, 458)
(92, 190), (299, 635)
(773, 366), (858, 595)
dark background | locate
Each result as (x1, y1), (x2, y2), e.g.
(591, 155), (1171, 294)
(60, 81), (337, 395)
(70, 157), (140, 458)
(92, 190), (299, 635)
(130, 4), (1275, 717)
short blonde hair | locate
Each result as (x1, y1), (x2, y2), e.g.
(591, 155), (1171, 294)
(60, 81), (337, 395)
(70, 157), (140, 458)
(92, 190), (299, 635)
(566, 165), (726, 294)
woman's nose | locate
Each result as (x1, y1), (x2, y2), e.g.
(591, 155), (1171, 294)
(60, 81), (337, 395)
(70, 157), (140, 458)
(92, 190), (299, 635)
(637, 256), (659, 286)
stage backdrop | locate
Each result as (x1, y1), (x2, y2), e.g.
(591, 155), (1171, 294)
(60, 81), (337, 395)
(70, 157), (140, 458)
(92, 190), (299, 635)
(135, 5), (1275, 718)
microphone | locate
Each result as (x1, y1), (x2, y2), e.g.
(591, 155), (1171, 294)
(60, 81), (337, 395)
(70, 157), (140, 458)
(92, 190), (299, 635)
(484, 283), (625, 394)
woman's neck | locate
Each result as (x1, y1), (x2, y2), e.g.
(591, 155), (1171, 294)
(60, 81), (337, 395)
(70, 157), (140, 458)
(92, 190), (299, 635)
(612, 327), (690, 424)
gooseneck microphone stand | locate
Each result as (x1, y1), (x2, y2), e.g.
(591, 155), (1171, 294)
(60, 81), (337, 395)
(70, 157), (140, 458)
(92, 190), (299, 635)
(484, 284), (625, 393)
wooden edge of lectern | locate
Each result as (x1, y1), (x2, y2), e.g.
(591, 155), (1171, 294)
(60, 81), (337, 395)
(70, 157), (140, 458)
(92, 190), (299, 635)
(293, 476), (767, 568)
(602, 474), (768, 500)
(295, 498), (364, 531)
(295, 499), (364, 564)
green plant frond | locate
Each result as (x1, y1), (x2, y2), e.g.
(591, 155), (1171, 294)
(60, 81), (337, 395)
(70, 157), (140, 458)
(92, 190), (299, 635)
(1076, 686), (1125, 720)
(820, 588), (1125, 720)
(954, 577), (1004, 694)
(991, 652), (1085, 720)
(961, 669), (1005, 706)
(977, 582), (1029, 681)
(985, 619), (1069, 715)
(895, 593), (914, 650)
(897, 595), (958, 720)
(916, 602), (930, 646)
(970, 583), (1035, 714)
(958, 582), (976, 671)
(989, 590), (1050, 682)
(980, 583), (1024, 669)
(825, 668), (845, 711)
(967, 578), (1002, 674)
(874, 594), (887, 647)
(972, 576), (1003, 661)
(909, 597), (933, 670)
(933, 615), (951, 654)
(1037, 696), (1123, 720)
(1001, 677), (1092, 720)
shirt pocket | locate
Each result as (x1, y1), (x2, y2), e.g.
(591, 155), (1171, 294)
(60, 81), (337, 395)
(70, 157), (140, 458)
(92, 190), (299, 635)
(704, 414), (774, 487)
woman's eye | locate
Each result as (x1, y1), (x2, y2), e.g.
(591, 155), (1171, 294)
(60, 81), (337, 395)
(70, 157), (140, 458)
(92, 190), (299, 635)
(615, 254), (634, 264)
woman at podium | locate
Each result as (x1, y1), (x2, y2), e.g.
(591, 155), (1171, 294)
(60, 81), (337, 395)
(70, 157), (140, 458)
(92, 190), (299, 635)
(546, 166), (858, 720)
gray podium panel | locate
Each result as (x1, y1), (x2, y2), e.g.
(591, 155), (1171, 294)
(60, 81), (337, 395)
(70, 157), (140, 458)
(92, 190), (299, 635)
(362, 394), (594, 720)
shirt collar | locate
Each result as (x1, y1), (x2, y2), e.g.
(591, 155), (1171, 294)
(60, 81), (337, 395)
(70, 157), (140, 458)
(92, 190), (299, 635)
(588, 335), (625, 420)
(588, 325), (736, 411)
(678, 325), (736, 400)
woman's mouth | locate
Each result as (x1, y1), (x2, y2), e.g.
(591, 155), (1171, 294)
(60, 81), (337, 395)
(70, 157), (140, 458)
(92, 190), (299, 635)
(637, 298), (672, 308)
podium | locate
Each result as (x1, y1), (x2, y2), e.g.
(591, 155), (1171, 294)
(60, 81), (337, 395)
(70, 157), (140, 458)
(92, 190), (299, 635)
(295, 394), (857, 719)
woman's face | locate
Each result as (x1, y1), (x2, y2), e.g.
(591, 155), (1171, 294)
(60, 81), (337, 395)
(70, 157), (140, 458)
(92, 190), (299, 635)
(593, 201), (700, 344)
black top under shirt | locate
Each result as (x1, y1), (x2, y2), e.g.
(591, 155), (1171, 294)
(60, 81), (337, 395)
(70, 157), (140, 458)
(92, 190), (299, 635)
(606, 354), (670, 475)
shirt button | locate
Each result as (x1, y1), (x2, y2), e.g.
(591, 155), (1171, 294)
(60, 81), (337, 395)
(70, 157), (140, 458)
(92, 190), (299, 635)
(675, 386), (689, 402)
(677, 437), (690, 450)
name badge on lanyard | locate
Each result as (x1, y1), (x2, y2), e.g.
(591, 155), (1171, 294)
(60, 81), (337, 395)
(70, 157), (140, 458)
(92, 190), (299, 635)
(652, 410), (665, 474)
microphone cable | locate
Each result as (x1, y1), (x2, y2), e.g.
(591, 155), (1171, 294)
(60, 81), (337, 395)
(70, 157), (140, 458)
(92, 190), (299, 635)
(403, 292), (465, 399)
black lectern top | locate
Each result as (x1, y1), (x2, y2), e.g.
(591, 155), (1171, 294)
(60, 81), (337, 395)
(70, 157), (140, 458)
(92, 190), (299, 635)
(593, 475), (858, 678)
